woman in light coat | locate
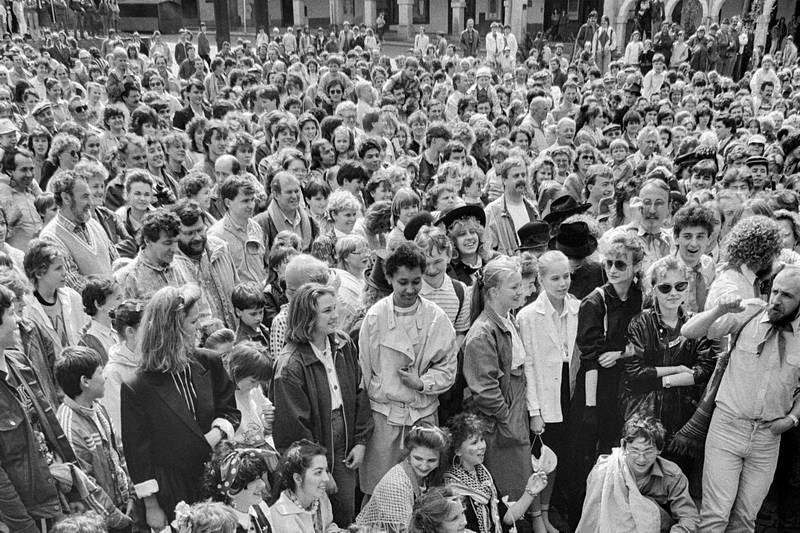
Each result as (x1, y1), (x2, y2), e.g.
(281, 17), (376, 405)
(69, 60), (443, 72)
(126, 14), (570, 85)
(517, 250), (580, 533)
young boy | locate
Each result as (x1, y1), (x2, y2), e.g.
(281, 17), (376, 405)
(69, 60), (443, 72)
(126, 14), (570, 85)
(609, 138), (631, 181)
(54, 346), (133, 531)
(231, 281), (270, 347)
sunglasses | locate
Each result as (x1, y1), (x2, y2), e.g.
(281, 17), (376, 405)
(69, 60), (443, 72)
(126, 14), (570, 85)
(69, 150), (80, 158)
(329, 89), (342, 95)
(580, 155), (596, 161)
(72, 105), (87, 113)
(604, 259), (629, 271)
(655, 282), (689, 294)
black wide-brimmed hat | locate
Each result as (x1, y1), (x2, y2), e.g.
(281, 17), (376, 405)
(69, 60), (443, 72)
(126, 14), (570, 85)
(435, 204), (486, 230)
(403, 211), (434, 241)
(542, 194), (592, 224)
(517, 221), (551, 252)
(548, 221), (598, 259)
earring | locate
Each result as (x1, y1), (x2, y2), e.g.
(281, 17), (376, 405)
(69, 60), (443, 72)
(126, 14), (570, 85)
(452, 454), (462, 467)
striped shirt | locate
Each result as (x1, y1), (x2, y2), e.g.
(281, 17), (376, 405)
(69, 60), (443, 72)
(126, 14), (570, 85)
(420, 276), (471, 334)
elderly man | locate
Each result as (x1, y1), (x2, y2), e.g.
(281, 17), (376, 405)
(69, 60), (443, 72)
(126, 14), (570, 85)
(254, 171), (318, 252)
(521, 96), (551, 156)
(626, 178), (673, 274)
(31, 101), (56, 135)
(485, 154), (539, 255)
(172, 199), (238, 329)
(0, 147), (41, 250)
(683, 260), (800, 531)
(208, 176), (267, 285)
(460, 18), (480, 57)
(115, 209), (189, 300)
(40, 171), (118, 293)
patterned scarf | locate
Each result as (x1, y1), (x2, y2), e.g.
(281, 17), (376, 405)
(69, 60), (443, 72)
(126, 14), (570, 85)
(446, 464), (501, 533)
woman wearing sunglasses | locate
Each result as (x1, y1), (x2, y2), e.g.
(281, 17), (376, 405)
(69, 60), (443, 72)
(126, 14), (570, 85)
(619, 256), (716, 463)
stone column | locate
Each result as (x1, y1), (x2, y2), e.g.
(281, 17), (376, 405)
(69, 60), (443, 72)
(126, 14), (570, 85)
(364, 0), (376, 27)
(398, 0), (414, 39)
(293, 0), (305, 26)
(452, 0), (466, 37)
(507, 0), (525, 45)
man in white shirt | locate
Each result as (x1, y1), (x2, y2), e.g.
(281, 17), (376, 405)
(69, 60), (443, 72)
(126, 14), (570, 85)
(485, 23), (506, 64)
(414, 26), (430, 54)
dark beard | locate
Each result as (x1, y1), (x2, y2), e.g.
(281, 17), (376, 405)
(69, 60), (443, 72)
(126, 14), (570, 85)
(769, 304), (800, 327)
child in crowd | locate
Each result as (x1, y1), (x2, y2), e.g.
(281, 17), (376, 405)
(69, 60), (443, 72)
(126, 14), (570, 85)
(55, 346), (134, 531)
(80, 276), (122, 364)
(34, 192), (57, 225)
(231, 281), (270, 347)
(102, 299), (143, 440)
(263, 245), (298, 328)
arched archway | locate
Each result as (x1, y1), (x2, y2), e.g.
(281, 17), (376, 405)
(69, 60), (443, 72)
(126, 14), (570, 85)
(666, 0), (707, 31)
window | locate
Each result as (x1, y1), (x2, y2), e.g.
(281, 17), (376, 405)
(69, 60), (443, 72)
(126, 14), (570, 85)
(413, 0), (429, 24)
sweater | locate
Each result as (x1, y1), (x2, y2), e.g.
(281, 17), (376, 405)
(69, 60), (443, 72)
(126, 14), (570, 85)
(40, 214), (115, 292)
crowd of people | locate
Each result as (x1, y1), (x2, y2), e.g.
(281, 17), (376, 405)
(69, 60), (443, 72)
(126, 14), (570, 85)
(1, 9), (800, 533)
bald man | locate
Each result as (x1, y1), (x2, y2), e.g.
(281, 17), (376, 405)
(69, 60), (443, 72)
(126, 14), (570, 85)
(269, 253), (331, 364)
(683, 265), (800, 531)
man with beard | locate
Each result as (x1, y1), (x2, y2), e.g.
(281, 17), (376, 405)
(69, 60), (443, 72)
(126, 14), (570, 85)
(172, 199), (238, 329)
(682, 260), (800, 531)
(210, 176), (267, 285)
(485, 155), (539, 255)
(39, 171), (118, 293)
(114, 209), (189, 301)
(0, 148), (42, 250)
(626, 177), (673, 274)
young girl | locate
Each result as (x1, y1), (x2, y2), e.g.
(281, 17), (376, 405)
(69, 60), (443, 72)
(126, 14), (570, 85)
(80, 276), (123, 364)
(386, 187), (421, 250)
(332, 125), (356, 162)
(224, 342), (275, 448)
(425, 183), (459, 216)
(263, 244), (298, 328)
(101, 299), (143, 440)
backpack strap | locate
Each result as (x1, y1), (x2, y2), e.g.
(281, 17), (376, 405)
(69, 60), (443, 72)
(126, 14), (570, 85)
(453, 278), (465, 317)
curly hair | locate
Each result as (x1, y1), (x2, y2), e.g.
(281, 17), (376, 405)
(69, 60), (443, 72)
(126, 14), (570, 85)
(722, 215), (782, 270)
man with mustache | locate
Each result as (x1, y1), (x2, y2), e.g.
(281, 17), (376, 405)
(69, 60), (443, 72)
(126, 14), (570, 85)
(626, 177), (673, 274)
(39, 170), (118, 293)
(484, 154), (539, 256)
(171, 199), (238, 330)
(682, 260), (800, 531)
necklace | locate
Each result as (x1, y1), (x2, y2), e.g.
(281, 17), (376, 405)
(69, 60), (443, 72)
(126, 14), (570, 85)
(286, 489), (319, 514)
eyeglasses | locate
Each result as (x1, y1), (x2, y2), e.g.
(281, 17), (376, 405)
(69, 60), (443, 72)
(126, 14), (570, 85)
(604, 259), (629, 271)
(72, 105), (87, 113)
(329, 89), (342, 95)
(624, 448), (658, 460)
(655, 281), (689, 294)
(580, 155), (596, 161)
(69, 150), (81, 158)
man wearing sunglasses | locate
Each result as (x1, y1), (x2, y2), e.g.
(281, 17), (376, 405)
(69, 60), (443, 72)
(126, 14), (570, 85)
(646, 205), (717, 313)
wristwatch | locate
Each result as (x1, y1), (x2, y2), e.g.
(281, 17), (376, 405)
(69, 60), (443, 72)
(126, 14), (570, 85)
(664, 376), (672, 389)
(788, 414), (800, 427)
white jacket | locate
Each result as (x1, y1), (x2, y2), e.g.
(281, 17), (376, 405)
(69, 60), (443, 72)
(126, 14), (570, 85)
(517, 291), (580, 423)
(485, 32), (506, 61)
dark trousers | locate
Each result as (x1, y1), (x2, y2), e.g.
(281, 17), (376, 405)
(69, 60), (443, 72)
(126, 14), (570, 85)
(329, 408), (357, 527)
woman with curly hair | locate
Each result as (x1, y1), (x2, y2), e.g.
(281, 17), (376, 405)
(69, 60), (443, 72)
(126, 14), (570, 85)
(409, 487), (468, 533)
(441, 206), (494, 287)
(27, 126), (52, 187)
(706, 215), (783, 307)
(203, 439), (279, 530)
(185, 116), (209, 169)
(41, 133), (81, 191)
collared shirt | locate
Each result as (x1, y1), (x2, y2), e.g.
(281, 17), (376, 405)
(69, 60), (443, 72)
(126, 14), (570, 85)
(627, 224), (673, 275)
(310, 338), (343, 410)
(632, 456), (699, 533)
(0, 179), (42, 250)
(705, 263), (762, 310)
(208, 214), (267, 285)
(647, 253), (716, 313)
(714, 301), (800, 421)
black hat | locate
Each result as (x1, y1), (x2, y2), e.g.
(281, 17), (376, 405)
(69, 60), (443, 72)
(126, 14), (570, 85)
(403, 211), (434, 241)
(542, 194), (591, 224)
(517, 221), (551, 252)
(548, 221), (598, 259)
(435, 204), (486, 230)
(623, 82), (641, 95)
(365, 250), (391, 294)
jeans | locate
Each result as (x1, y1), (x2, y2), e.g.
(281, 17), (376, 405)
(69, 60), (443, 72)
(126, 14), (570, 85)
(329, 408), (357, 527)
(699, 409), (780, 532)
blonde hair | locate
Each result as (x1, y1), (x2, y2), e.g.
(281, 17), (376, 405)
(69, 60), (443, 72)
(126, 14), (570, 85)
(471, 255), (520, 322)
(285, 283), (337, 345)
(138, 284), (202, 373)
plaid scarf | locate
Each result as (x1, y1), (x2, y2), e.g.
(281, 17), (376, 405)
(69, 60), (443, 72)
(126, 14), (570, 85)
(445, 464), (501, 533)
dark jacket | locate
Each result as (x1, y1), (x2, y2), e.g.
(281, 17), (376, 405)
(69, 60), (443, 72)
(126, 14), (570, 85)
(120, 348), (240, 521)
(621, 308), (716, 435)
(273, 334), (373, 465)
(17, 318), (60, 409)
(172, 105), (211, 131)
(463, 306), (529, 447)
(0, 350), (77, 532)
